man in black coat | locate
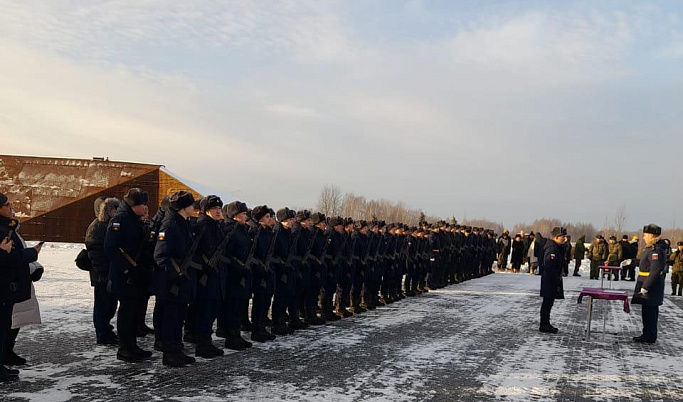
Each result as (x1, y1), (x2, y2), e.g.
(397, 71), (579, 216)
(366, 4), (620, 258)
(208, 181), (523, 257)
(0, 193), (41, 382)
(153, 190), (197, 367)
(271, 207), (301, 334)
(632, 224), (667, 344)
(191, 195), (226, 358)
(85, 197), (120, 345)
(248, 205), (277, 342)
(539, 227), (567, 333)
(104, 188), (153, 363)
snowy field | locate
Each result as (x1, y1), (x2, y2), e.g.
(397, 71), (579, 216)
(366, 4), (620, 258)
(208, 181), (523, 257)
(2, 244), (683, 401)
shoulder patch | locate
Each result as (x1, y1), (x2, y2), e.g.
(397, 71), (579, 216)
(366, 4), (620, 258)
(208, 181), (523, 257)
(652, 253), (658, 260)
(112, 222), (121, 231)
(158, 232), (166, 241)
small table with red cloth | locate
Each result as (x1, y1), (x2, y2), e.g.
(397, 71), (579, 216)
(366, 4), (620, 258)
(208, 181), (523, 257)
(577, 287), (630, 340)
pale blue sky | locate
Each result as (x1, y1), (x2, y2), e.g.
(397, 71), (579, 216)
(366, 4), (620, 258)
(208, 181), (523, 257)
(2, 1), (682, 229)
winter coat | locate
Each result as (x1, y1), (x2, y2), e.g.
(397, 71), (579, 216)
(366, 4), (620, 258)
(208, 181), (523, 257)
(0, 217), (37, 304)
(222, 220), (253, 300)
(12, 260), (42, 329)
(272, 223), (296, 296)
(573, 236), (586, 260)
(510, 239), (524, 265)
(104, 203), (148, 299)
(193, 213), (229, 301)
(607, 242), (623, 266)
(588, 241), (608, 262)
(668, 250), (683, 274)
(632, 239), (667, 306)
(540, 239), (564, 299)
(498, 235), (511, 256)
(153, 208), (196, 302)
(85, 200), (119, 286)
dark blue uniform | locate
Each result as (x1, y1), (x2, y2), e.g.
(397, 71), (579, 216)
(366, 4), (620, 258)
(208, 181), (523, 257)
(321, 227), (342, 319)
(153, 208), (196, 355)
(335, 230), (356, 315)
(104, 203), (147, 353)
(632, 239), (667, 342)
(540, 239), (564, 329)
(271, 223), (299, 332)
(249, 225), (275, 331)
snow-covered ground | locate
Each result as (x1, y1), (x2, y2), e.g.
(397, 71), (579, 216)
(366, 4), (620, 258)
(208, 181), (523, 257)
(2, 244), (683, 401)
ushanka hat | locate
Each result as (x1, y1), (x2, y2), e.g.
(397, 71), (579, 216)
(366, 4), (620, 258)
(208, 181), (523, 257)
(226, 201), (249, 218)
(252, 205), (271, 222)
(124, 188), (149, 207)
(200, 195), (223, 212)
(169, 191), (195, 211)
(643, 224), (662, 236)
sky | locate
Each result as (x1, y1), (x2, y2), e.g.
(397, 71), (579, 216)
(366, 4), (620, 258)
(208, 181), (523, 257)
(1, 0), (682, 230)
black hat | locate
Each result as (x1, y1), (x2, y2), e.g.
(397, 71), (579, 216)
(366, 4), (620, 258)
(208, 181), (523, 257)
(252, 205), (270, 222)
(169, 190), (195, 211)
(124, 188), (149, 207)
(622, 235), (629, 240)
(354, 220), (368, 229)
(643, 224), (662, 236)
(677, 241), (683, 246)
(0, 193), (7, 208)
(329, 216), (343, 226)
(377, 220), (386, 229)
(609, 235), (617, 241)
(343, 217), (355, 226)
(311, 212), (326, 225)
(296, 210), (311, 222)
(200, 195), (223, 212)
(551, 227), (567, 237)
(226, 201), (248, 219)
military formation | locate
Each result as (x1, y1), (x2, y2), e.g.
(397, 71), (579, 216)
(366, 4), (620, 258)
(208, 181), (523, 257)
(87, 188), (498, 367)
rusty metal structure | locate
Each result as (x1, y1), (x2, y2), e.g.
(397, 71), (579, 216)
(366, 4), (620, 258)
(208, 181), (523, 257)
(0, 155), (202, 243)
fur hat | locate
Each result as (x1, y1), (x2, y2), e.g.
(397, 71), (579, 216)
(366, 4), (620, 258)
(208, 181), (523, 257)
(169, 190), (195, 211)
(252, 205), (271, 222)
(551, 227), (567, 237)
(124, 188), (149, 207)
(296, 210), (311, 222)
(200, 195), (223, 212)
(311, 212), (326, 225)
(226, 201), (249, 219)
(276, 207), (295, 222)
(643, 224), (662, 236)
(328, 216), (343, 226)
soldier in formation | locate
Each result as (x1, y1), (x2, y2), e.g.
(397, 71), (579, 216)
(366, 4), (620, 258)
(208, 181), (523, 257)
(85, 188), (499, 367)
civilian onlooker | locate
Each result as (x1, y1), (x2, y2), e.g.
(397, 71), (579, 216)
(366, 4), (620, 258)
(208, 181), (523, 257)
(668, 241), (683, 296)
(85, 197), (120, 345)
(497, 230), (511, 271)
(0, 192), (42, 382)
(562, 236), (573, 277)
(572, 235), (586, 276)
(510, 234), (524, 273)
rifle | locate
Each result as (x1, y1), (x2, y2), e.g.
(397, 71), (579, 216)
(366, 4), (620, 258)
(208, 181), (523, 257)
(206, 225), (236, 268)
(333, 232), (349, 265)
(300, 227), (317, 266)
(169, 225), (207, 296)
(263, 226), (280, 271)
(346, 233), (358, 265)
(284, 226), (302, 266)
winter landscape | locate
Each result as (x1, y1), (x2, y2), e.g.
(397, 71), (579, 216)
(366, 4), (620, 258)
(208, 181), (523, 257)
(1, 243), (682, 402)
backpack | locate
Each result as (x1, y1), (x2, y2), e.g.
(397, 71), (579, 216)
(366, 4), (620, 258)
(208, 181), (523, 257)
(75, 248), (92, 271)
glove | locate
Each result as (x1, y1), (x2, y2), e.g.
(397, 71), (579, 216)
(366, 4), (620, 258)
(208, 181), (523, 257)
(30, 267), (44, 282)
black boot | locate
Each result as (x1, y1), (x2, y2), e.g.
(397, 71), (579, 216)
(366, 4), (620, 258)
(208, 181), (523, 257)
(195, 338), (224, 358)
(289, 319), (308, 331)
(0, 366), (18, 382)
(4, 351), (27, 366)
(539, 323), (558, 334)
(163, 351), (195, 367)
(132, 345), (153, 359)
(117, 348), (144, 363)
(224, 330), (249, 351)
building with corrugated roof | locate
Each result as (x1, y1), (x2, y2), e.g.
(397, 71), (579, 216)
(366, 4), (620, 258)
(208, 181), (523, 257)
(0, 154), (202, 243)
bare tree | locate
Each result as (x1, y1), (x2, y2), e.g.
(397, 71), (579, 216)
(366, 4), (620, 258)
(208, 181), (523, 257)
(614, 203), (628, 235)
(316, 184), (343, 217)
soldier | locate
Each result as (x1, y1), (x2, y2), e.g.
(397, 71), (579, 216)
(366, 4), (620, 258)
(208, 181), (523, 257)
(606, 236), (623, 281)
(85, 197), (120, 345)
(349, 220), (369, 313)
(632, 224), (667, 344)
(271, 207), (302, 334)
(219, 201), (253, 351)
(587, 235), (607, 280)
(249, 206), (277, 342)
(153, 190), (198, 367)
(539, 227), (567, 333)
(335, 218), (356, 317)
(191, 195), (226, 358)
(150, 196), (169, 351)
(668, 241), (683, 296)
(104, 188), (153, 363)
(306, 212), (328, 324)
(321, 216), (343, 322)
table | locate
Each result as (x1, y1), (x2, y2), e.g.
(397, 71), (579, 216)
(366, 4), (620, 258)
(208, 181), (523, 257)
(577, 287), (630, 340)
(600, 265), (622, 289)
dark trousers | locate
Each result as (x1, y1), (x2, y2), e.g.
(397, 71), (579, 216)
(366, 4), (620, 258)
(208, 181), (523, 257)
(184, 302), (197, 335)
(153, 300), (164, 341)
(117, 297), (140, 350)
(251, 291), (272, 326)
(641, 305), (659, 342)
(351, 271), (363, 308)
(220, 297), (243, 331)
(540, 297), (555, 325)
(0, 302), (13, 365)
(136, 295), (150, 330)
(195, 298), (220, 337)
(272, 292), (297, 324)
(159, 299), (188, 353)
(5, 327), (19, 356)
(93, 284), (117, 340)
(671, 272), (683, 295)
(320, 278), (337, 311)
(573, 259), (581, 275)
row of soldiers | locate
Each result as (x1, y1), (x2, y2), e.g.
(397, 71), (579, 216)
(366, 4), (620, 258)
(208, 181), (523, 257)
(93, 188), (496, 367)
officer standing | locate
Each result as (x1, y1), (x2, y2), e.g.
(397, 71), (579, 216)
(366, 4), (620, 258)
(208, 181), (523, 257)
(632, 224), (667, 344)
(153, 190), (198, 367)
(104, 188), (153, 363)
(539, 227), (567, 333)
(249, 205), (277, 342)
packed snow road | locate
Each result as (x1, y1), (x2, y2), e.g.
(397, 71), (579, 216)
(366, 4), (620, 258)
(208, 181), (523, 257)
(2, 244), (683, 401)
